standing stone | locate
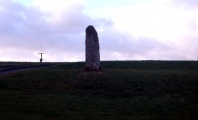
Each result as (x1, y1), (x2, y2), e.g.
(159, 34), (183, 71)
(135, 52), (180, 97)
(84, 25), (102, 72)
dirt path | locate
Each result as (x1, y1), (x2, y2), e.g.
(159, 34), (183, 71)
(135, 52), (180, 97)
(0, 64), (54, 75)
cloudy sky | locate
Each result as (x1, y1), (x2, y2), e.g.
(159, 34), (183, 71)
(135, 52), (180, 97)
(0, 0), (198, 62)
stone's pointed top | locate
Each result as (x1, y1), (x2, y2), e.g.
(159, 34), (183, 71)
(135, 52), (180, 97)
(87, 25), (94, 28)
(86, 25), (94, 29)
(86, 25), (97, 35)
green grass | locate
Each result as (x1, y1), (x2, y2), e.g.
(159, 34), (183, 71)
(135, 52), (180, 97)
(0, 61), (198, 120)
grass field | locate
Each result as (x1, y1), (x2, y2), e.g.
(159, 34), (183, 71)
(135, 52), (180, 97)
(0, 61), (198, 120)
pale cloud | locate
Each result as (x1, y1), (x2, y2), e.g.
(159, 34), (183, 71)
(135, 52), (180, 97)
(0, 0), (198, 62)
(0, 0), (112, 62)
(99, 29), (177, 60)
(84, 0), (198, 60)
(89, 0), (196, 40)
(173, 0), (198, 8)
(32, 0), (84, 12)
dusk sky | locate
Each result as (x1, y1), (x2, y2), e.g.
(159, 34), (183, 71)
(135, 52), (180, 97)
(0, 0), (198, 62)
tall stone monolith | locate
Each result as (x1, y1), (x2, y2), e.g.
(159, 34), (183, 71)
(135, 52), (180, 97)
(84, 25), (102, 72)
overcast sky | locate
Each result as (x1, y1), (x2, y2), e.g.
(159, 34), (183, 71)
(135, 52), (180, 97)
(0, 0), (198, 62)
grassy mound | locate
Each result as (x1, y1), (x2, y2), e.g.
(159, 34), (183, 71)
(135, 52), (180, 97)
(0, 61), (197, 120)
